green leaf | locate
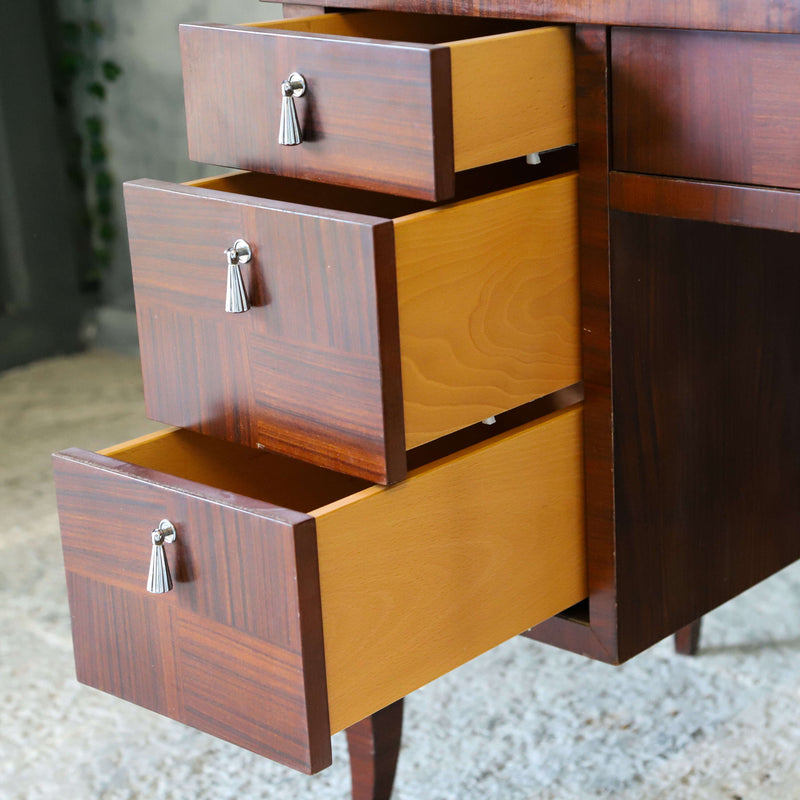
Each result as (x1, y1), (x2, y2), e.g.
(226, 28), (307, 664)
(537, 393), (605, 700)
(87, 81), (106, 100)
(95, 171), (112, 192)
(58, 51), (83, 79)
(96, 196), (112, 215)
(87, 20), (104, 37)
(89, 141), (107, 164)
(101, 60), (123, 81)
(85, 115), (103, 137)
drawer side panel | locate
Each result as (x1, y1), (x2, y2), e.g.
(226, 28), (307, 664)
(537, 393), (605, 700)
(396, 173), (581, 448)
(315, 406), (586, 732)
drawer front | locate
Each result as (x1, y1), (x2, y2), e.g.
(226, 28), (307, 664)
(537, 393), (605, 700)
(53, 448), (331, 774)
(180, 13), (575, 200)
(124, 178), (405, 486)
(54, 407), (586, 768)
(612, 28), (800, 189)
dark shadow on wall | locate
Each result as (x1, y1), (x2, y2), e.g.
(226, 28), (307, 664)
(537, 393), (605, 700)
(0, 0), (94, 371)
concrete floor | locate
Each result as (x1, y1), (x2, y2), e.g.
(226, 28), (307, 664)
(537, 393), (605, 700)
(3, 351), (800, 800)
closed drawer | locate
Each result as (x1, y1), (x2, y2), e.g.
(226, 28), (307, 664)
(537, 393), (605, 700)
(180, 12), (575, 200)
(53, 407), (586, 774)
(612, 28), (800, 189)
(124, 169), (580, 485)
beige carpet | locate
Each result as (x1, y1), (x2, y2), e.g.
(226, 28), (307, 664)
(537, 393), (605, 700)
(3, 351), (800, 800)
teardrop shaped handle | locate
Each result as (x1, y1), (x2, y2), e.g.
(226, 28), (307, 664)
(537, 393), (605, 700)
(279, 72), (307, 146)
(147, 519), (177, 594)
(225, 239), (252, 313)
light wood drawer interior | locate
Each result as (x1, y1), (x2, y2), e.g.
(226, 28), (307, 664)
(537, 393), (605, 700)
(54, 407), (586, 773)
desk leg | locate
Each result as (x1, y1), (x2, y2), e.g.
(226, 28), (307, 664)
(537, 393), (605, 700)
(674, 618), (703, 656)
(346, 699), (404, 800)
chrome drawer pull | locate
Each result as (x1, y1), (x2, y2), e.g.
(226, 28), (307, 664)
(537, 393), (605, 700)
(225, 239), (252, 313)
(278, 72), (307, 146)
(147, 519), (177, 594)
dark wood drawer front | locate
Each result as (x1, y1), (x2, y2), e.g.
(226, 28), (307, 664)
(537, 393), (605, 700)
(182, 19), (451, 200)
(180, 13), (575, 200)
(124, 178), (404, 486)
(612, 28), (800, 189)
(53, 448), (331, 774)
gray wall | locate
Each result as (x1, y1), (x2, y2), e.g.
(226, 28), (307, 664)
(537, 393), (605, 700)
(57, 0), (282, 313)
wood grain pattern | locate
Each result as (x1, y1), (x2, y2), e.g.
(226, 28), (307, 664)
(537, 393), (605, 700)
(126, 171), (580, 481)
(181, 13), (576, 200)
(313, 407), (586, 732)
(395, 174), (581, 448)
(53, 449), (331, 774)
(180, 15), (454, 200)
(450, 26), (575, 171)
(527, 25), (617, 663)
(124, 178), (405, 485)
(533, 27), (800, 665)
(610, 172), (800, 234)
(610, 212), (800, 658)
(55, 407), (586, 766)
(263, 0), (800, 34)
(612, 28), (800, 190)
(346, 700), (404, 800)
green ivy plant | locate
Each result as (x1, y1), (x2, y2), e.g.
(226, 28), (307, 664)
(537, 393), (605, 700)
(55, 10), (123, 290)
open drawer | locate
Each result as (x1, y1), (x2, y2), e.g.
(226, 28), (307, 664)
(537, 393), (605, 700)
(180, 12), (576, 200)
(124, 169), (580, 485)
(53, 407), (586, 774)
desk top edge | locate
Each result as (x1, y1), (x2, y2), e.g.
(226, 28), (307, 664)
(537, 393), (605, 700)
(263, 0), (800, 35)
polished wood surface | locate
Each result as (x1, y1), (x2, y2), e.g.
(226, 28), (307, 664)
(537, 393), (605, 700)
(56, 407), (586, 755)
(610, 172), (800, 234)
(612, 28), (800, 190)
(314, 406), (586, 733)
(182, 13), (575, 200)
(527, 25), (617, 662)
(610, 212), (800, 657)
(395, 174), (580, 448)
(124, 177), (405, 485)
(53, 447), (332, 774)
(126, 170), (579, 481)
(264, 0), (800, 33)
(181, 14), (454, 200)
(346, 700), (404, 800)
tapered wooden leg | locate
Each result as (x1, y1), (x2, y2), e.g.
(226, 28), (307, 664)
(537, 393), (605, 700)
(674, 618), (702, 655)
(346, 699), (404, 800)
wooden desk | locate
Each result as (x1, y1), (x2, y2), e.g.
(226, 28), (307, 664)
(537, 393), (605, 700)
(276, 0), (800, 667)
(270, 2), (800, 796)
(53, 2), (800, 797)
